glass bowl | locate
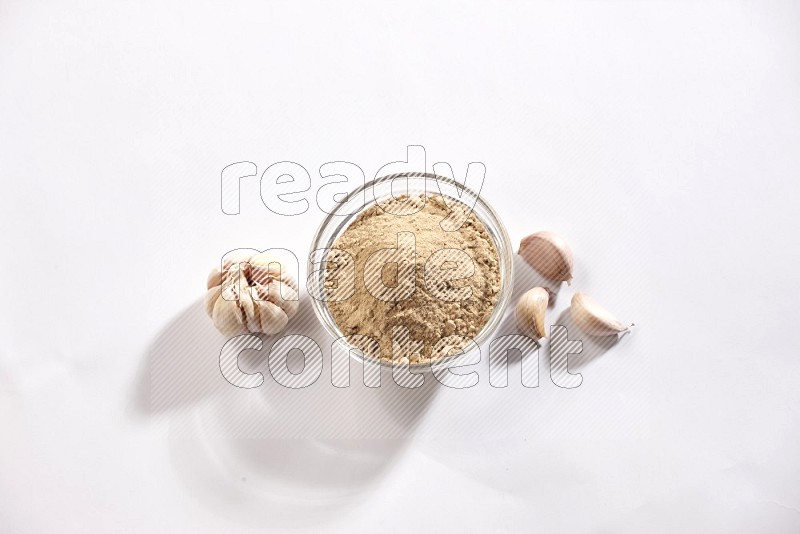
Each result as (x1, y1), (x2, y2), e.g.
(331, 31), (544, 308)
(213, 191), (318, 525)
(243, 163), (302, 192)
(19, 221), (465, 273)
(308, 172), (514, 369)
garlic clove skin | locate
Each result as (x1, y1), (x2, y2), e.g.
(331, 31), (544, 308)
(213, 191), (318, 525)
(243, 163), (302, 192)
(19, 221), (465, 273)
(204, 285), (221, 317)
(250, 253), (299, 293)
(238, 286), (261, 333)
(253, 280), (300, 317)
(257, 301), (289, 335)
(515, 287), (549, 340)
(518, 231), (574, 284)
(212, 297), (247, 336)
(570, 292), (632, 336)
(207, 266), (222, 290)
(222, 249), (257, 271)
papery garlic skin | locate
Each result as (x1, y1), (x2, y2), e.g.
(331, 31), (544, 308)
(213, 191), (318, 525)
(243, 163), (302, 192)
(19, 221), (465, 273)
(570, 292), (631, 337)
(205, 252), (299, 336)
(518, 231), (574, 284)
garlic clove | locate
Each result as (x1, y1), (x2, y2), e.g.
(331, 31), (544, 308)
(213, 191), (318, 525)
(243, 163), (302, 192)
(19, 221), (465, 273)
(518, 231), (574, 284)
(256, 301), (289, 335)
(212, 297), (246, 336)
(204, 285), (221, 317)
(250, 252), (299, 291)
(221, 263), (248, 294)
(254, 280), (299, 318)
(238, 286), (261, 333)
(515, 287), (549, 340)
(207, 266), (223, 290)
(248, 251), (281, 268)
(570, 292), (632, 336)
(222, 250), (255, 271)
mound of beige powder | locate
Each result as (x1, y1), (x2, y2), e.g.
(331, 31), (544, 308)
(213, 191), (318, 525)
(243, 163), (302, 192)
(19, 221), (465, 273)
(327, 193), (501, 364)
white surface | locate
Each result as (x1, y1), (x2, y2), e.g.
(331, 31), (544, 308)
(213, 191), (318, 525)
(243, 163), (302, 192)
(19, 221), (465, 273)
(2, 1), (800, 532)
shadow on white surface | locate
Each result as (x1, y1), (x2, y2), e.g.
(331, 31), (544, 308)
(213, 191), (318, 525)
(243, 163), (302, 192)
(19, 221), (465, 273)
(133, 296), (440, 528)
(132, 299), (229, 415)
(130, 256), (625, 527)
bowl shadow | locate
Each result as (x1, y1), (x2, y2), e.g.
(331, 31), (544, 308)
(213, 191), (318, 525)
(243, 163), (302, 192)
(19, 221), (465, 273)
(131, 295), (441, 528)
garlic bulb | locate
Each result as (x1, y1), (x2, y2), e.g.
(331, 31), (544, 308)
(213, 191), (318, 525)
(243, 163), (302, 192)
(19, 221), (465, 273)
(515, 287), (549, 340)
(518, 231), (574, 284)
(205, 252), (299, 336)
(570, 292), (632, 337)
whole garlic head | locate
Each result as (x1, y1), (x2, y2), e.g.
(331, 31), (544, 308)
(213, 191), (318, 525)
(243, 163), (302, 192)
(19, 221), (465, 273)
(205, 252), (299, 336)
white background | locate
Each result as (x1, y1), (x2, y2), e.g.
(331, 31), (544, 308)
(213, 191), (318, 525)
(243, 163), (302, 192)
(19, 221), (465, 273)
(2, 1), (800, 532)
